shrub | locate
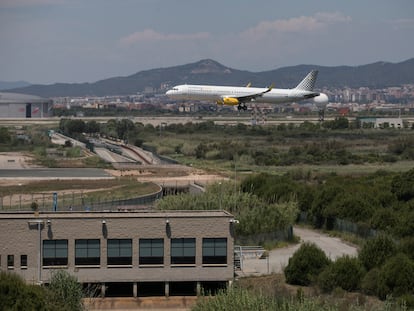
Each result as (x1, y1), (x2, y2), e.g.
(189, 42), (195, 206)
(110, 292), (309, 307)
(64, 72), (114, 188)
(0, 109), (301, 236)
(399, 236), (414, 260)
(361, 267), (384, 297)
(48, 270), (85, 311)
(0, 271), (48, 310)
(358, 234), (396, 270)
(284, 242), (331, 286)
(380, 253), (414, 299)
(318, 255), (365, 292)
(362, 254), (414, 301)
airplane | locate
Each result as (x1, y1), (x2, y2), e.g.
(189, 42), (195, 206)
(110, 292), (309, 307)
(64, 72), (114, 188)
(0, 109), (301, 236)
(166, 70), (329, 111)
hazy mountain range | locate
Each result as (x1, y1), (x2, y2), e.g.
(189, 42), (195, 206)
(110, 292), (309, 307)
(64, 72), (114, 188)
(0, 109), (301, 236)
(0, 81), (30, 91)
(4, 58), (414, 98)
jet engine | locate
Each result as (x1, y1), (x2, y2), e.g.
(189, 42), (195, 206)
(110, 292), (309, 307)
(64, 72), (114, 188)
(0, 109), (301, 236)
(313, 93), (329, 107)
(222, 97), (239, 106)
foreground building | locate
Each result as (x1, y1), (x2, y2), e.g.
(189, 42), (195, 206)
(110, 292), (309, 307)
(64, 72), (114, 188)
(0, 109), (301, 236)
(0, 210), (235, 297)
(0, 92), (53, 118)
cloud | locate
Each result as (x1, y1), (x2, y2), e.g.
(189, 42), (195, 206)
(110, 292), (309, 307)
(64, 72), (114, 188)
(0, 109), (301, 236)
(241, 12), (351, 38)
(120, 29), (211, 46)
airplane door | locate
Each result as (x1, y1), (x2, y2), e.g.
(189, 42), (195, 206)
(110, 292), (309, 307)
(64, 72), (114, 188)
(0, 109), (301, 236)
(26, 103), (32, 118)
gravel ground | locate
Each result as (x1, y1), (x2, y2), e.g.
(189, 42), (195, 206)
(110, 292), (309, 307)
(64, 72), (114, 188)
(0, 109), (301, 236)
(239, 226), (358, 276)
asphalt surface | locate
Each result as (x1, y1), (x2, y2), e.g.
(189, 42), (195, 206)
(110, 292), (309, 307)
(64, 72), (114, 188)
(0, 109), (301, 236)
(240, 226), (358, 275)
(0, 168), (113, 179)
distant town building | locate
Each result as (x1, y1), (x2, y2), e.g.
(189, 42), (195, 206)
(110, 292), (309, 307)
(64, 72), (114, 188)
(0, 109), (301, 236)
(358, 117), (404, 129)
(0, 92), (53, 118)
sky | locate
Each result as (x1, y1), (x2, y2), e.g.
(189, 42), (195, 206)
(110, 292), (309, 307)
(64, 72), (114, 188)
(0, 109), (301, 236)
(1, 0), (414, 84)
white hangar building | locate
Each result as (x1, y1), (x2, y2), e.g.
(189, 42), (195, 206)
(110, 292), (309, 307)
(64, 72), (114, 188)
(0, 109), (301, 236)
(0, 92), (53, 118)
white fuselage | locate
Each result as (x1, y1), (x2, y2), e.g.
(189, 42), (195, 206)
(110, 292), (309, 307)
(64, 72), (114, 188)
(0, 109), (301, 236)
(166, 70), (329, 107)
(166, 84), (319, 104)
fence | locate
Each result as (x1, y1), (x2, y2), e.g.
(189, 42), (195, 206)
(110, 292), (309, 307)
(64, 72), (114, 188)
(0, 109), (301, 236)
(235, 226), (294, 246)
(298, 212), (377, 238)
(0, 187), (163, 212)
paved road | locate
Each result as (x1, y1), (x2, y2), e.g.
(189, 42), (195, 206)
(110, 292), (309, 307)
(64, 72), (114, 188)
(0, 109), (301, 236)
(0, 168), (113, 180)
(240, 226), (358, 275)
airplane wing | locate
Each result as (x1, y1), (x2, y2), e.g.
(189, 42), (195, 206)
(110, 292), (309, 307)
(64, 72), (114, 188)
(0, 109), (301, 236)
(222, 84), (273, 103)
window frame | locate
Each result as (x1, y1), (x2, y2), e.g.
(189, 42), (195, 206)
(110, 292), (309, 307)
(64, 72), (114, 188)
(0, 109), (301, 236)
(7, 254), (14, 269)
(202, 238), (227, 265)
(107, 239), (132, 266)
(139, 238), (164, 265)
(75, 239), (101, 266)
(171, 238), (196, 265)
(20, 254), (28, 268)
(43, 240), (68, 267)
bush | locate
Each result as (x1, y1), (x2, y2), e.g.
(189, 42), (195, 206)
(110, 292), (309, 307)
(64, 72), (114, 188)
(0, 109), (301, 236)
(48, 270), (85, 311)
(399, 236), (414, 260)
(362, 254), (414, 301)
(284, 242), (331, 286)
(361, 267), (384, 297)
(380, 253), (414, 299)
(358, 234), (396, 270)
(0, 271), (49, 310)
(318, 255), (365, 292)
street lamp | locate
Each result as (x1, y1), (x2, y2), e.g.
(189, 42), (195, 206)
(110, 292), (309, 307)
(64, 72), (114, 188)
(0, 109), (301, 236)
(28, 220), (44, 284)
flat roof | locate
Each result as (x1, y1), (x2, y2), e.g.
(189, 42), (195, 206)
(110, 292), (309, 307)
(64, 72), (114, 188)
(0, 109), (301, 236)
(0, 210), (233, 220)
(0, 92), (51, 104)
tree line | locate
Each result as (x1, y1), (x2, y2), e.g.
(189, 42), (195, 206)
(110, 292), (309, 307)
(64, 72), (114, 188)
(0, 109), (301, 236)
(241, 169), (414, 238)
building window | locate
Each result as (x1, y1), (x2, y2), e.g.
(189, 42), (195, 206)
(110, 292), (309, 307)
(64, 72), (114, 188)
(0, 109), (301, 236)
(43, 240), (68, 266)
(7, 255), (14, 268)
(171, 238), (195, 265)
(107, 239), (132, 265)
(75, 239), (100, 265)
(20, 255), (28, 268)
(139, 239), (164, 265)
(202, 238), (227, 264)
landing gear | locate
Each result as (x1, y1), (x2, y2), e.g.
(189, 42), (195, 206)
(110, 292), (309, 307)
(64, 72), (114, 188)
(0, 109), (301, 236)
(237, 104), (247, 111)
(318, 109), (325, 122)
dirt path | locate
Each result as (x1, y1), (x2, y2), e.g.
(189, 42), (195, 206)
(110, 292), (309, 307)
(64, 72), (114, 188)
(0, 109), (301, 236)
(0, 152), (39, 169)
(240, 226), (359, 275)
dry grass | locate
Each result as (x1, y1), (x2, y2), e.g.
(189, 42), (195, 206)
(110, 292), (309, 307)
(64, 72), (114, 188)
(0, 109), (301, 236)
(236, 274), (385, 311)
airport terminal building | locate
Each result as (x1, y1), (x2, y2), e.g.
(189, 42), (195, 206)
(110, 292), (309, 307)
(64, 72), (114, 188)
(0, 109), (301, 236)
(0, 92), (53, 118)
(0, 210), (235, 297)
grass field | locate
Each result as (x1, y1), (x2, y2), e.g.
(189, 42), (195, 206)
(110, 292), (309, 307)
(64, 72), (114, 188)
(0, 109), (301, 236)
(0, 178), (160, 211)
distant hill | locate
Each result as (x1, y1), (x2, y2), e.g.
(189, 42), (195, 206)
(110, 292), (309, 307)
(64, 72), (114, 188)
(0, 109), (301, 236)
(0, 80), (30, 91)
(6, 58), (414, 97)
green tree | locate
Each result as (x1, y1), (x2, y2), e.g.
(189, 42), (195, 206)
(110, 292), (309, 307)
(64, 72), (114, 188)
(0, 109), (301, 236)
(48, 270), (84, 311)
(359, 234), (397, 270)
(59, 119), (86, 136)
(0, 271), (49, 310)
(318, 255), (365, 292)
(380, 253), (414, 299)
(284, 242), (331, 286)
(158, 181), (298, 238)
(116, 118), (135, 140)
(363, 254), (414, 301)
(399, 236), (414, 260)
(85, 120), (100, 134)
(0, 127), (11, 144)
(391, 168), (414, 201)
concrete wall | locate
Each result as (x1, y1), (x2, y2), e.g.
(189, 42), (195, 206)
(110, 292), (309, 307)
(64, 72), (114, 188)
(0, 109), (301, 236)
(0, 211), (234, 288)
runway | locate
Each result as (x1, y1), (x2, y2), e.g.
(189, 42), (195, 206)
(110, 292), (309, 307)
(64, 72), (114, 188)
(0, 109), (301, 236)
(0, 168), (113, 180)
